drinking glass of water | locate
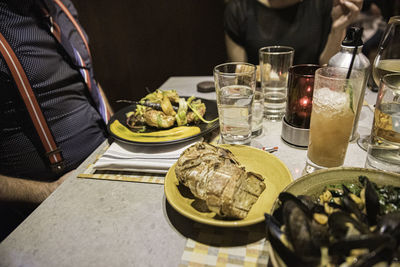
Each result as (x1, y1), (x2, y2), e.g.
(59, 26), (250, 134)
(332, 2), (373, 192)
(213, 62), (256, 145)
(259, 46), (294, 121)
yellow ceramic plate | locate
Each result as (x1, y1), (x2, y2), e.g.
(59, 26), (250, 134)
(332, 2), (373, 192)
(164, 144), (293, 227)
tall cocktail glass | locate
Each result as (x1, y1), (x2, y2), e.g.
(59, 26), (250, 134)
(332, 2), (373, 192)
(305, 67), (364, 173)
(214, 62), (256, 145)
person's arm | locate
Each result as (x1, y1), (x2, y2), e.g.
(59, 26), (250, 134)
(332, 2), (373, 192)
(319, 0), (363, 65)
(0, 171), (73, 205)
(225, 33), (248, 62)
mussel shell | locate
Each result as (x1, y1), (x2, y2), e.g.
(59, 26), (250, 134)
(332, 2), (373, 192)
(329, 233), (393, 255)
(328, 211), (370, 240)
(278, 192), (313, 218)
(265, 213), (300, 266)
(332, 234), (396, 267)
(265, 214), (320, 267)
(341, 185), (367, 224)
(283, 200), (321, 257)
(327, 202), (345, 211)
(273, 192), (312, 225)
(276, 193), (330, 256)
(364, 177), (380, 226)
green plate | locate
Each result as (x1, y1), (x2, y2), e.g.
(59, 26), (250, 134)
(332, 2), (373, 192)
(164, 144), (293, 227)
(269, 167), (400, 267)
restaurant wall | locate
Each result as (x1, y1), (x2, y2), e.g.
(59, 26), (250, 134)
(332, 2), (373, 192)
(71, 0), (227, 111)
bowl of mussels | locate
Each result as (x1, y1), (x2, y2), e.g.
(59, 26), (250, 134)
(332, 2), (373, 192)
(265, 167), (400, 267)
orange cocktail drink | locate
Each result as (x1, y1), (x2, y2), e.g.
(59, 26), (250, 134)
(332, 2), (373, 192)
(305, 67), (363, 173)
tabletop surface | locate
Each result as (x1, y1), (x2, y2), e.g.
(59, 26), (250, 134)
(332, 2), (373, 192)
(0, 76), (377, 267)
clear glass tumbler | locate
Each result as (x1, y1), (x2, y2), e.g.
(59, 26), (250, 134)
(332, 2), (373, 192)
(259, 46), (294, 121)
(305, 67), (364, 174)
(213, 62), (256, 145)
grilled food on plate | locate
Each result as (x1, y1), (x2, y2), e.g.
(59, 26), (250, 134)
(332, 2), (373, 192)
(175, 142), (266, 219)
(123, 89), (210, 131)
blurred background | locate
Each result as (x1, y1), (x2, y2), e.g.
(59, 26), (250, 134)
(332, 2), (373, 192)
(71, 0), (400, 112)
(71, 0), (227, 112)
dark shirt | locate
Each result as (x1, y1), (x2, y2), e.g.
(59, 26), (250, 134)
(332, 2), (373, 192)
(224, 0), (333, 65)
(0, 0), (107, 180)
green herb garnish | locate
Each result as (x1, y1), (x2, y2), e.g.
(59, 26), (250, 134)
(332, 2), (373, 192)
(187, 96), (219, 124)
(345, 81), (354, 113)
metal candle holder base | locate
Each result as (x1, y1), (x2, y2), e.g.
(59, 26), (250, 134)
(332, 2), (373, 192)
(281, 118), (309, 148)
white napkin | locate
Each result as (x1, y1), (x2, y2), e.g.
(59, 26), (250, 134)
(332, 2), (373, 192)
(93, 137), (202, 174)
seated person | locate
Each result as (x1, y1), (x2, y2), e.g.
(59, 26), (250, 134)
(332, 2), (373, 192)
(224, 0), (363, 65)
(0, 0), (111, 239)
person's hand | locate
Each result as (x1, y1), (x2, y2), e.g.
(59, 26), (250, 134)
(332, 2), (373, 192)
(331, 0), (363, 32)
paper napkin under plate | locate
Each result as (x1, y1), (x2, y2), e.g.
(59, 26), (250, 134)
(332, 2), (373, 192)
(93, 137), (203, 174)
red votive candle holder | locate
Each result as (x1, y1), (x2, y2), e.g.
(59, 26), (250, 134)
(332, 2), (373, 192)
(281, 64), (319, 147)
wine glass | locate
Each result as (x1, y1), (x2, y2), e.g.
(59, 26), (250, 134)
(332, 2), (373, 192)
(357, 16), (400, 151)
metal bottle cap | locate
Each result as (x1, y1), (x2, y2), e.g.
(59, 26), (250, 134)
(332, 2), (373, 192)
(342, 27), (364, 47)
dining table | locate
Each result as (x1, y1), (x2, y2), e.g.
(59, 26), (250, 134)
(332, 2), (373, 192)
(0, 76), (378, 267)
